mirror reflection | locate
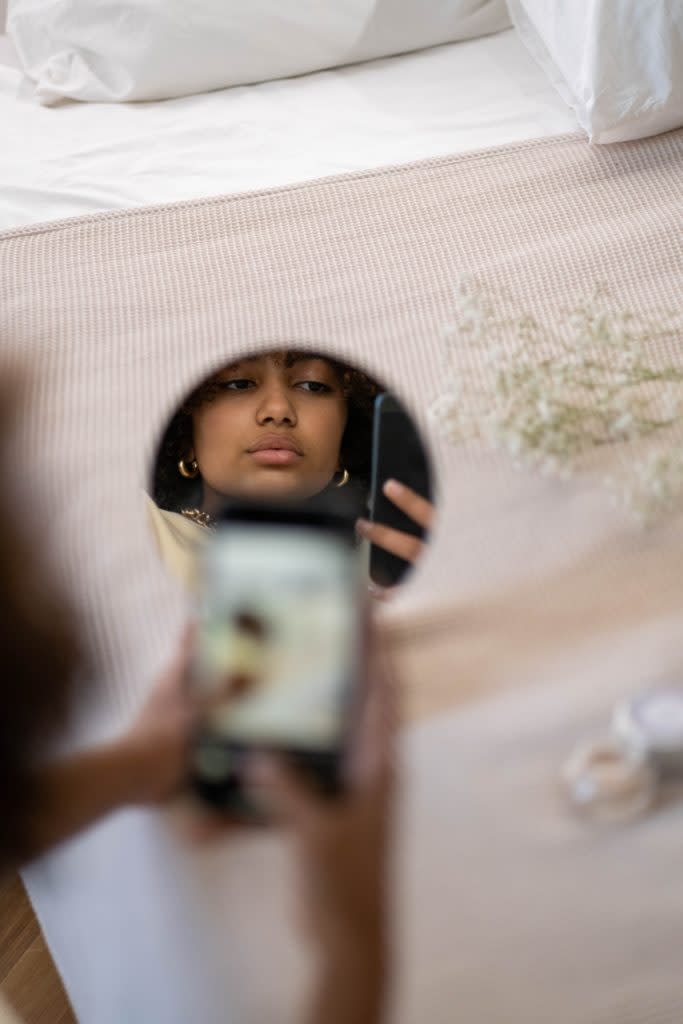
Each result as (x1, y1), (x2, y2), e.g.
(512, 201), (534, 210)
(147, 349), (434, 590)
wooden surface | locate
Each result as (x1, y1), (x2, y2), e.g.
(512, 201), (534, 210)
(0, 875), (75, 1023)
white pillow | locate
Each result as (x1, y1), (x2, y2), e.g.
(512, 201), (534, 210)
(7, 0), (510, 105)
(507, 0), (683, 143)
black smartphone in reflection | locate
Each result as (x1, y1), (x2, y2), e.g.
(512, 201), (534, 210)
(368, 393), (432, 588)
(190, 499), (366, 821)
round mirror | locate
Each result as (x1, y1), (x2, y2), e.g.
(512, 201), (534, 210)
(147, 348), (434, 591)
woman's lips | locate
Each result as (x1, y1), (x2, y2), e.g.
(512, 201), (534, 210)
(246, 435), (303, 467)
(248, 448), (301, 466)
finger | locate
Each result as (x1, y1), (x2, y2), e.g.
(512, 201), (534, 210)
(355, 518), (424, 564)
(382, 479), (434, 531)
(246, 754), (321, 828)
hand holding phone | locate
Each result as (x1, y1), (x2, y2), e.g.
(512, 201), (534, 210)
(357, 478), (434, 568)
(363, 394), (434, 588)
(190, 499), (367, 820)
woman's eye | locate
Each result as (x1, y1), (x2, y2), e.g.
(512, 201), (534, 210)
(297, 380), (332, 394)
(217, 378), (254, 392)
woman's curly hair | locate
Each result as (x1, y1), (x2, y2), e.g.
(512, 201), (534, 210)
(152, 351), (381, 512)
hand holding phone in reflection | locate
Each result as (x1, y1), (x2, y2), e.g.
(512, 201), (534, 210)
(357, 477), (435, 568)
(364, 393), (434, 589)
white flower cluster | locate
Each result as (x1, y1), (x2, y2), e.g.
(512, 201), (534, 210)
(611, 443), (683, 523)
(431, 279), (683, 522)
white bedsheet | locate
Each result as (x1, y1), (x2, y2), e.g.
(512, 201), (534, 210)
(23, 614), (683, 1024)
(0, 28), (576, 230)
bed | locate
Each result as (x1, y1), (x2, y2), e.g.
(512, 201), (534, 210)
(1, 9), (683, 1024)
(0, 26), (576, 230)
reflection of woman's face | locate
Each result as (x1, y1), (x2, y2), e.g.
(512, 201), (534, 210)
(191, 353), (348, 512)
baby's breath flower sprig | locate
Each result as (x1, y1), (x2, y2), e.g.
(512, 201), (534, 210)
(431, 279), (683, 520)
(610, 443), (683, 525)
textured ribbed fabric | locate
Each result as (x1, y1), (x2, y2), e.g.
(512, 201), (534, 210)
(1, 129), (683, 1023)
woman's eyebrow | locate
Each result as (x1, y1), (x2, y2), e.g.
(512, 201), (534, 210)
(215, 354), (330, 374)
(287, 354), (331, 368)
(216, 360), (252, 374)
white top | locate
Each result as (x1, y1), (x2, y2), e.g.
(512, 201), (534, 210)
(0, 28), (577, 231)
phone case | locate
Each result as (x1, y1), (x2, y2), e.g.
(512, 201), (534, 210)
(368, 393), (432, 587)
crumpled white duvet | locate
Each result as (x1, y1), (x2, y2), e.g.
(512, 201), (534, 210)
(0, 28), (577, 231)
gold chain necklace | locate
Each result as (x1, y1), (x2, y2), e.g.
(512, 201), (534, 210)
(180, 508), (215, 530)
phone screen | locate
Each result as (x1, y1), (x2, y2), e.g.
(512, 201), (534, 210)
(193, 523), (362, 755)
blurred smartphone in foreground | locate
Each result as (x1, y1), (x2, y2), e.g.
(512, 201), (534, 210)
(190, 499), (366, 821)
(369, 393), (433, 588)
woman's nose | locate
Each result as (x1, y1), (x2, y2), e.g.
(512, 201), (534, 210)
(255, 384), (297, 426)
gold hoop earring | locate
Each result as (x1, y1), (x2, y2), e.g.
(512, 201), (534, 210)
(335, 468), (350, 488)
(178, 457), (199, 479)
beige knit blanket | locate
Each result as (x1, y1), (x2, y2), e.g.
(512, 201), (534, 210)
(2, 129), (683, 1023)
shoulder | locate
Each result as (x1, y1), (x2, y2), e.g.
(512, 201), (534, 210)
(144, 494), (207, 591)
